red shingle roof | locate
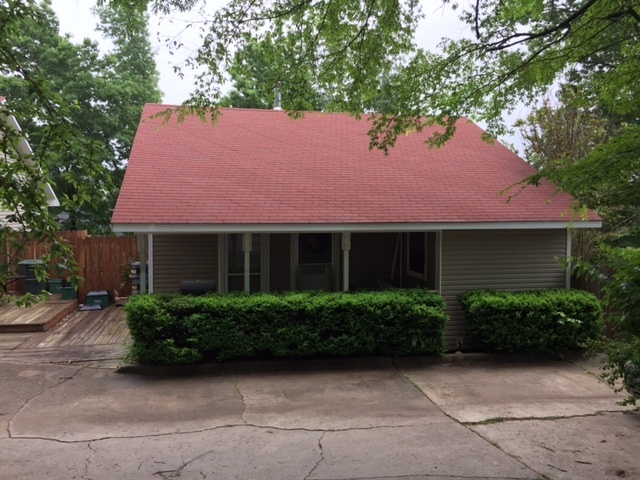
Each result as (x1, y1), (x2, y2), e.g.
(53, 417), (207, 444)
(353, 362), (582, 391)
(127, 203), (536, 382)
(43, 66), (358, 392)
(112, 104), (599, 228)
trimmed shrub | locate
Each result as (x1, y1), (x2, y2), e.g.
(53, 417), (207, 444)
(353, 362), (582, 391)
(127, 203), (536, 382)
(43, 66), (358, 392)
(459, 289), (604, 353)
(125, 289), (448, 364)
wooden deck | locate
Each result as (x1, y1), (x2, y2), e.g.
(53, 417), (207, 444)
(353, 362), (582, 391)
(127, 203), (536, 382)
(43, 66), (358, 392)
(0, 296), (78, 333)
(17, 306), (130, 349)
(0, 306), (129, 367)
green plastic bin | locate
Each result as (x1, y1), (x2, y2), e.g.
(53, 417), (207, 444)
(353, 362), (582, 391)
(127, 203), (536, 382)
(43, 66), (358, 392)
(86, 290), (109, 308)
(48, 279), (63, 294)
(60, 286), (77, 300)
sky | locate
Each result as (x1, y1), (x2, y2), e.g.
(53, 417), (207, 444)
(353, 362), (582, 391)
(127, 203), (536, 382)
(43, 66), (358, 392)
(50, 0), (527, 153)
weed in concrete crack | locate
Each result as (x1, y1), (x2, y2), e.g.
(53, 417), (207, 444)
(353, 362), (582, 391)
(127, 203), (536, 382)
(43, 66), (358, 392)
(487, 439), (500, 449)
(467, 420), (547, 479)
(464, 411), (609, 426)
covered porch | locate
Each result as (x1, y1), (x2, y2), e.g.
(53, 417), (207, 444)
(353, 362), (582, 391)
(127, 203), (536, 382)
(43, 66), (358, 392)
(138, 229), (442, 296)
(129, 225), (579, 350)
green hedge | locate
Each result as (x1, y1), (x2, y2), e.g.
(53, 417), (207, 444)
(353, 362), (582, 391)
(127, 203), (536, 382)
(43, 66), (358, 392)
(459, 289), (603, 353)
(125, 289), (448, 364)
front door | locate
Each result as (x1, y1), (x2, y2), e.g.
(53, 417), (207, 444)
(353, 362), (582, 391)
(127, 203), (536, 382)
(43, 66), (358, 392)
(297, 233), (334, 290)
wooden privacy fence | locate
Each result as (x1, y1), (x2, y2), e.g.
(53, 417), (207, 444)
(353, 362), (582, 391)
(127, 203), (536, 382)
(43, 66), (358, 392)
(571, 272), (603, 299)
(570, 265), (614, 303)
(17, 231), (140, 303)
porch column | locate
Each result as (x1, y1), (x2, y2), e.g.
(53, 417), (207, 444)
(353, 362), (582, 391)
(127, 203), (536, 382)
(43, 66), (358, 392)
(342, 232), (351, 292)
(243, 233), (252, 293)
(147, 234), (154, 294)
(566, 228), (572, 291)
(137, 234), (147, 294)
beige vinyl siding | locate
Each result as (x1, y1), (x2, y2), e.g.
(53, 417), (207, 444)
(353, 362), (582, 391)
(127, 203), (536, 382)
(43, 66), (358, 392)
(269, 234), (291, 291)
(441, 229), (567, 350)
(152, 234), (218, 293)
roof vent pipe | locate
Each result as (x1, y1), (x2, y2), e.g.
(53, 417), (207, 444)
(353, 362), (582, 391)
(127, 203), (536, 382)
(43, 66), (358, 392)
(273, 86), (282, 111)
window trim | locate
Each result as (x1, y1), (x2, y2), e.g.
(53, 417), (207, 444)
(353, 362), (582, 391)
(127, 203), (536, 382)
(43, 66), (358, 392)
(218, 233), (269, 293)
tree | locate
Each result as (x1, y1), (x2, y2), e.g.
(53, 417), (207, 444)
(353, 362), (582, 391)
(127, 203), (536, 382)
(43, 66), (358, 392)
(517, 86), (639, 260)
(0, 0), (106, 302)
(577, 246), (640, 405)
(94, 4), (163, 171)
(219, 35), (326, 111)
(0, 1), (162, 234)
(0, 0), (161, 302)
(112, 0), (635, 154)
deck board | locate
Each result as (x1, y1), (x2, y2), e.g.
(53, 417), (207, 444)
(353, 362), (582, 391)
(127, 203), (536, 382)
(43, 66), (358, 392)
(63, 313), (96, 347)
(94, 310), (122, 345)
(0, 344), (126, 367)
(0, 332), (35, 350)
(0, 301), (129, 366)
(16, 306), (129, 350)
(0, 297), (78, 332)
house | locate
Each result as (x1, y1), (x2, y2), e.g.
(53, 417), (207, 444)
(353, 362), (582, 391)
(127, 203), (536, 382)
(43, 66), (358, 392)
(0, 97), (59, 230)
(112, 104), (601, 349)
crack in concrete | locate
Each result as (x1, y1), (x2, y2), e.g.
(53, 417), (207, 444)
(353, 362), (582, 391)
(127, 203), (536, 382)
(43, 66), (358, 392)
(467, 427), (548, 480)
(9, 422), (435, 444)
(233, 374), (248, 424)
(564, 355), (612, 386)
(462, 410), (624, 426)
(153, 449), (216, 478)
(391, 359), (440, 409)
(82, 441), (97, 479)
(304, 431), (326, 480)
(394, 363), (544, 480)
(7, 365), (84, 439)
(320, 475), (536, 480)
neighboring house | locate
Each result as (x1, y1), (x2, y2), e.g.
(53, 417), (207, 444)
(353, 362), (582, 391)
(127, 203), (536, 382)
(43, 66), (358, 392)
(112, 104), (601, 349)
(0, 96), (59, 230)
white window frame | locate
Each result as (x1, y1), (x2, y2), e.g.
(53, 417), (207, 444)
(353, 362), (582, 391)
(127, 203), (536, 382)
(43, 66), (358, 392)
(218, 233), (269, 293)
(406, 231), (441, 291)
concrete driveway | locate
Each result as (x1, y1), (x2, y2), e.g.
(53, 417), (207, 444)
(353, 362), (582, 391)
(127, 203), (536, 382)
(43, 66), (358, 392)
(2, 354), (638, 479)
